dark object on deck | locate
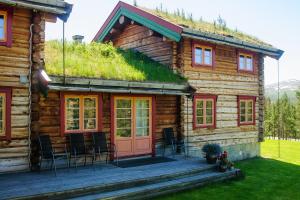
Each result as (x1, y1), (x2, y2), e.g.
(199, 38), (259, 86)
(38, 135), (69, 175)
(68, 133), (93, 168)
(162, 128), (185, 157)
(113, 156), (175, 168)
(91, 132), (119, 165)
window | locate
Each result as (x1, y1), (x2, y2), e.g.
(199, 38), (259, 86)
(193, 95), (217, 129)
(62, 94), (102, 134)
(238, 52), (254, 72)
(192, 43), (214, 67)
(0, 7), (12, 47)
(0, 88), (11, 140)
(238, 96), (256, 126)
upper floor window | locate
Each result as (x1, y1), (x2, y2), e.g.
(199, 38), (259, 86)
(238, 52), (253, 72)
(193, 94), (217, 129)
(192, 43), (214, 67)
(238, 96), (256, 126)
(0, 7), (12, 47)
(62, 94), (102, 134)
(0, 88), (11, 140)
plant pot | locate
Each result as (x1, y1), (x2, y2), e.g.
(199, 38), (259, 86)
(206, 154), (218, 164)
(219, 165), (227, 172)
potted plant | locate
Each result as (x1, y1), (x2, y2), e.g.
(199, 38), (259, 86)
(202, 143), (221, 164)
(218, 151), (234, 172)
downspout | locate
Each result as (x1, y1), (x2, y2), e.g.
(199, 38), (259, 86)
(277, 59), (280, 158)
(28, 23), (34, 170)
(63, 22), (66, 84)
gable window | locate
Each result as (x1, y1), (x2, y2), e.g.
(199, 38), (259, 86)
(238, 96), (256, 126)
(0, 88), (11, 140)
(238, 52), (254, 72)
(192, 43), (214, 67)
(61, 94), (102, 134)
(0, 7), (12, 47)
(193, 95), (217, 129)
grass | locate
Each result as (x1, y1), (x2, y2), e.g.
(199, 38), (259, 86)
(143, 7), (272, 47)
(45, 40), (186, 84)
(156, 139), (300, 200)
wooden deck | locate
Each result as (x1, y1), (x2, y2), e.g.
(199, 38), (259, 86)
(0, 156), (240, 200)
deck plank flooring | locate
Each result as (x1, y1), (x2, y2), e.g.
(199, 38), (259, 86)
(0, 157), (208, 200)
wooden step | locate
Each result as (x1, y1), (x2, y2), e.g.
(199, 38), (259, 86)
(12, 164), (217, 200)
(69, 169), (241, 200)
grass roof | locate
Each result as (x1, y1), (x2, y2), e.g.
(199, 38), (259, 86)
(45, 40), (186, 84)
(142, 7), (272, 47)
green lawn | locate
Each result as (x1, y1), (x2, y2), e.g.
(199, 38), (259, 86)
(157, 139), (300, 200)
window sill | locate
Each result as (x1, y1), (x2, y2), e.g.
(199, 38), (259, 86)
(192, 63), (214, 69)
(193, 125), (216, 129)
(239, 122), (255, 126)
(238, 69), (255, 74)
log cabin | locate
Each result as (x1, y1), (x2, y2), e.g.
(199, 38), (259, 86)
(0, 1), (284, 174)
(0, 0), (72, 173)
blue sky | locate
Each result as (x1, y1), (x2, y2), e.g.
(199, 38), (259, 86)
(46, 0), (300, 85)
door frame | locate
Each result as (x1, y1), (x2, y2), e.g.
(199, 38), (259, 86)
(110, 94), (156, 159)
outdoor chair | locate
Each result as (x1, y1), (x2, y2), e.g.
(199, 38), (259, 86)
(38, 135), (69, 175)
(91, 132), (118, 166)
(68, 133), (93, 168)
(162, 128), (186, 157)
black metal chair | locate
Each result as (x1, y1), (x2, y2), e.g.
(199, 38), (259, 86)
(91, 132), (118, 166)
(68, 133), (93, 168)
(38, 135), (69, 175)
(162, 128), (185, 157)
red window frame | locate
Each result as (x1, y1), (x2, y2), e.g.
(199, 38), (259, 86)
(192, 41), (216, 68)
(0, 87), (12, 141)
(237, 50), (255, 74)
(60, 92), (103, 136)
(237, 95), (256, 126)
(0, 5), (13, 47)
(193, 94), (217, 129)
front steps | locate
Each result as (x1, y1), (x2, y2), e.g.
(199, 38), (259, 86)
(5, 159), (242, 200)
(70, 169), (240, 200)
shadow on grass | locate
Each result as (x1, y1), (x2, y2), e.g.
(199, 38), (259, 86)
(155, 157), (300, 200)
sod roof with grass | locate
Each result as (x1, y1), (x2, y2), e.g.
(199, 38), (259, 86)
(143, 7), (272, 48)
(45, 40), (186, 84)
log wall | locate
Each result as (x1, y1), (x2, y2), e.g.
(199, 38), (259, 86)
(112, 24), (173, 66)
(179, 38), (262, 157)
(36, 91), (180, 161)
(0, 8), (32, 173)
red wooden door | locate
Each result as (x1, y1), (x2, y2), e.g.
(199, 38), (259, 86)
(114, 97), (152, 157)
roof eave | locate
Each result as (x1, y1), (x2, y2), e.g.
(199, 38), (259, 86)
(182, 28), (284, 59)
(0, 0), (73, 22)
(48, 75), (193, 96)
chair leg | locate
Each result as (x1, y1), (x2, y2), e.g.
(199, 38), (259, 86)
(163, 144), (166, 157)
(39, 157), (43, 172)
(106, 153), (108, 164)
(52, 155), (57, 176)
(74, 153), (77, 169)
(84, 154), (87, 166)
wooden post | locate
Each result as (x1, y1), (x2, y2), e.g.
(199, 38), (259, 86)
(30, 11), (46, 170)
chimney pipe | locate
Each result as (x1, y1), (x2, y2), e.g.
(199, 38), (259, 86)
(72, 35), (84, 43)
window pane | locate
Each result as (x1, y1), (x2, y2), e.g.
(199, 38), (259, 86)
(239, 55), (245, 69)
(246, 57), (253, 71)
(196, 108), (203, 117)
(240, 115), (246, 122)
(206, 100), (213, 109)
(136, 99), (150, 137)
(204, 49), (212, 65)
(206, 116), (213, 124)
(0, 95), (3, 135)
(66, 98), (80, 130)
(206, 108), (212, 115)
(84, 98), (97, 130)
(117, 99), (131, 108)
(117, 129), (131, 137)
(247, 114), (253, 122)
(117, 109), (131, 118)
(197, 100), (203, 108)
(195, 48), (202, 64)
(0, 15), (4, 40)
(240, 101), (246, 115)
(197, 117), (204, 125)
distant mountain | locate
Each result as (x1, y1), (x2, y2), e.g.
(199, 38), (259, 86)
(265, 79), (300, 102)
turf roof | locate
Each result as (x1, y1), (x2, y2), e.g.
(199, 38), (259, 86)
(45, 40), (186, 84)
(142, 7), (273, 48)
